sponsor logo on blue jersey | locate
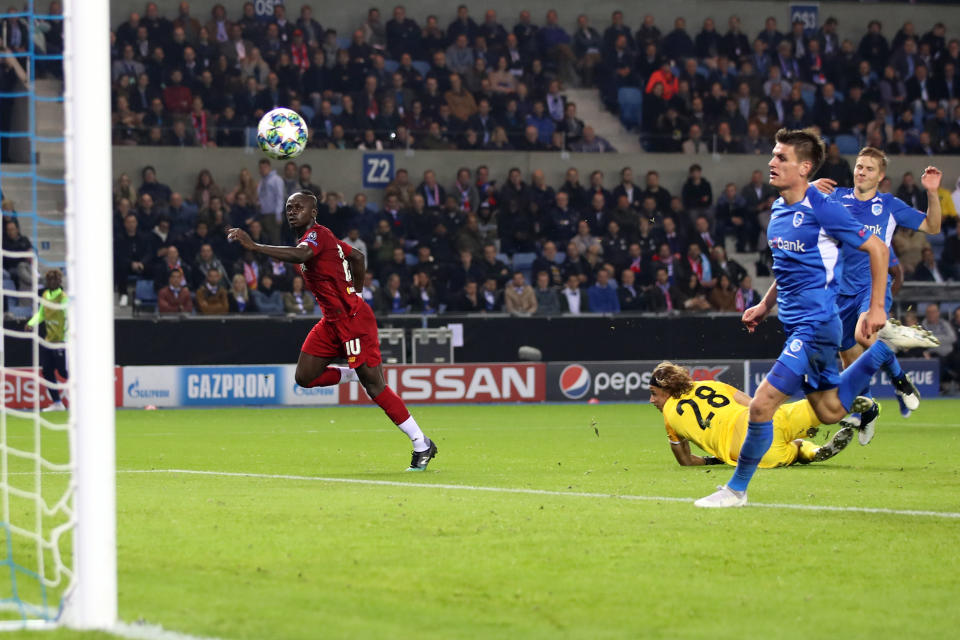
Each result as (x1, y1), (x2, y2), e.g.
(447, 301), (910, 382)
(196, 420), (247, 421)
(768, 236), (807, 253)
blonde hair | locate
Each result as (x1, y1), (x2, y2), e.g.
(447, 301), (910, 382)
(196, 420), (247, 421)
(856, 146), (888, 172)
(231, 273), (249, 298)
(651, 362), (694, 399)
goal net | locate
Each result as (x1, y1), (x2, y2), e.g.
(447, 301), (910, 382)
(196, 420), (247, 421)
(0, 0), (115, 630)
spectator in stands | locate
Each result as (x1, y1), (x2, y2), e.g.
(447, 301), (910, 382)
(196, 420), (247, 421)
(923, 303), (958, 389)
(2, 218), (34, 291)
(138, 166), (172, 206)
(646, 266), (679, 312)
(893, 227), (931, 276)
(376, 273), (410, 314)
(662, 17), (695, 62)
(499, 271), (535, 315)
(157, 268), (193, 313)
(227, 273), (256, 313)
(475, 276), (501, 311)
(251, 274), (283, 314)
(941, 219), (960, 280)
(614, 269), (641, 311)
(386, 5), (420, 61)
(192, 242), (229, 289)
(559, 273), (587, 314)
(408, 270), (439, 314)
(196, 267), (228, 314)
(526, 271), (557, 316)
(570, 126), (614, 152)
(913, 246), (946, 282)
(283, 275), (315, 315)
(256, 158), (285, 242)
(676, 272), (712, 311)
(587, 268), (620, 313)
(682, 164), (713, 215)
(113, 214), (149, 303)
(708, 273), (737, 311)
(449, 279), (480, 312)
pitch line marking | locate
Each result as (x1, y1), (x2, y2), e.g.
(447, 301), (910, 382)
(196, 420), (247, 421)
(110, 621), (225, 640)
(123, 469), (960, 520)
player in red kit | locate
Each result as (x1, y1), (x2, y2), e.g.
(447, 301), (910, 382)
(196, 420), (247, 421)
(227, 191), (438, 470)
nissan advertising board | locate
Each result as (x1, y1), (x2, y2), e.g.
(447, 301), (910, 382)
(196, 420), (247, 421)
(546, 361), (744, 401)
(339, 364), (545, 404)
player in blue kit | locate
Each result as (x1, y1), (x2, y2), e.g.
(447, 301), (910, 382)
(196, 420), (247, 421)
(813, 148), (942, 432)
(696, 129), (939, 508)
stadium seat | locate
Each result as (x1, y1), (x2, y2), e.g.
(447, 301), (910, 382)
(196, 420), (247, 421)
(411, 60), (430, 77)
(245, 127), (258, 147)
(133, 279), (158, 315)
(336, 36), (351, 50)
(801, 87), (815, 109)
(511, 252), (537, 283)
(554, 252), (566, 264)
(330, 103), (343, 115)
(384, 59), (399, 73)
(404, 253), (418, 266)
(834, 134), (860, 155)
(299, 105), (316, 121)
(617, 87), (643, 129)
(496, 253), (510, 267)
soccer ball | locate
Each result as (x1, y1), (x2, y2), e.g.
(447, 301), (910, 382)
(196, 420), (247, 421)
(257, 108), (308, 160)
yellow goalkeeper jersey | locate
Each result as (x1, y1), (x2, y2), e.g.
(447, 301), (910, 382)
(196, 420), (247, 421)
(662, 381), (747, 464)
(662, 381), (822, 467)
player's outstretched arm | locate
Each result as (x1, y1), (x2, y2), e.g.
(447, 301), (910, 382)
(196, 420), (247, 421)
(742, 280), (777, 333)
(918, 166), (943, 234)
(855, 234), (890, 343)
(670, 441), (723, 466)
(226, 227), (313, 263)
(810, 178), (837, 195)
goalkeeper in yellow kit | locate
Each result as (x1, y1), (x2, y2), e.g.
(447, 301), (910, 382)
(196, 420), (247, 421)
(648, 362), (856, 467)
(26, 269), (68, 412)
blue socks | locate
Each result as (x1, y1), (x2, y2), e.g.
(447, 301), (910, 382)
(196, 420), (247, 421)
(728, 420), (773, 492)
(883, 355), (905, 381)
(838, 340), (895, 410)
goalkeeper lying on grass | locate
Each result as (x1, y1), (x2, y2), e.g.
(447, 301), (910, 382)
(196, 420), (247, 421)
(648, 361), (859, 467)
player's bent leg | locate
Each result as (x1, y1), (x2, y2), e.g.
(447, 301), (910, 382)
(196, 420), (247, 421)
(293, 352), (356, 388)
(695, 378), (786, 508)
(356, 364), (437, 470)
(839, 344), (864, 370)
(806, 389), (849, 425)
(811, 427), (856, 462)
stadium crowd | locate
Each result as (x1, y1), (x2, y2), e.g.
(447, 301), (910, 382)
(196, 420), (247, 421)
(106, 2), (960, 155)
(108, 156), (960, 322)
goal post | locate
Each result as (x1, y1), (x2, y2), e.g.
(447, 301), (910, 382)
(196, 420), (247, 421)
(60, 0), (116, 629)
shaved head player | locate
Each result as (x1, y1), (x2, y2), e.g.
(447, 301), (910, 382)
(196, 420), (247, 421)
(228, 191), (437, 471)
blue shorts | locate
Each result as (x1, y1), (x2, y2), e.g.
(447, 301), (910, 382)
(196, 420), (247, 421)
(837, 286), (893, 351)
(768, 317), (843, 396)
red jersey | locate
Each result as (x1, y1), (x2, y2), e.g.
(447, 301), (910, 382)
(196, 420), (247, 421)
(298, 224), (363, 321)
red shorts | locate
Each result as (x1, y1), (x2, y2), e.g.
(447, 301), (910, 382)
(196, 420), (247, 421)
(301, 303), (382, 369)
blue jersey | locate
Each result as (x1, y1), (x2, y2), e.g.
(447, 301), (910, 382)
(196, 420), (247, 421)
(767, 185), (871, 331)
(831, 188), (925, 295)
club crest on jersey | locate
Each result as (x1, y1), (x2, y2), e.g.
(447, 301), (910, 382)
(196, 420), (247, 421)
(307, 231), (317, 241)
(789, 339), (803, 353)
(871, 203), (883, 216)
(792, 212), (804, 227)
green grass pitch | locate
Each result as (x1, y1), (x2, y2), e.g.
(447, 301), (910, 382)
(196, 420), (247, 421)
(11, 399), (960, 639)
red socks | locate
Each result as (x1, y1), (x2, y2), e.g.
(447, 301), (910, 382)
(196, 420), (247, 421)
(305, 367), (343, 387)
(372, 386), (411, 425)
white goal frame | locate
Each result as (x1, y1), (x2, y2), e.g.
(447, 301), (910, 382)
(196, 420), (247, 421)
(60, 0), (117, 629)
